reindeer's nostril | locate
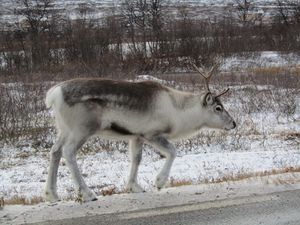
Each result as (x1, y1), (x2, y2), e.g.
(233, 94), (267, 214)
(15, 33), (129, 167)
(233, 121), (236, 128)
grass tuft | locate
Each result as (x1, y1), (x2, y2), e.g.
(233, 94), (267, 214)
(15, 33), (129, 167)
(170, 178), (193, 187)
(4, 196), (44, 205)
(101, 186), (119, 196)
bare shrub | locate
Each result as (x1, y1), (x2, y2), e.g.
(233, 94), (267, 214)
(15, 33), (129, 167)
(234, 0), (257, 25)
(271, 88), (298, 122)
(0, 80), (51, 145)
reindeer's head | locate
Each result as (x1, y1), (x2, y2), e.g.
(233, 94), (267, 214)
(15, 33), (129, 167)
(192, 64), (236, 131)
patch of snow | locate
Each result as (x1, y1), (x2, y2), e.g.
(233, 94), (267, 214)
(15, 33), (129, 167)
(135, 75), (165, 83)
(1, 141), (299, 200)
(222, 52), (300, 71)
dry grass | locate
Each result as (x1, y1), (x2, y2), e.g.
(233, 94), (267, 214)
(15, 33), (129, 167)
(4, 196), (44, 205)
(170, 178), (193, 187)
(205, 167), (300, 184)
(249, 66), (288, 76)
(281, 132), (300, 141)
(101, 186), (119, 196)
(293, 66), (300, 75)
(249, 65), (300, 77)
(90, 184), (123, 197)
(0, 196), (4, 209)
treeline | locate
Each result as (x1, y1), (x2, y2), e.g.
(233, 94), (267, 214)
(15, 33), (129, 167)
(0, 0), (300, 79)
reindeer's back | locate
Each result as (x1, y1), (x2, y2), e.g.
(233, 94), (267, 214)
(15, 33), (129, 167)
(60, 78), (168, 112)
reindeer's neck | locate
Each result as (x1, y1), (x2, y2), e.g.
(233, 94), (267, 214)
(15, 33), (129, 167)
(168, 91), (206, 138)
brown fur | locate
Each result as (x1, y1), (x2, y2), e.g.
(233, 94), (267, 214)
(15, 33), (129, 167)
(61, 78), (168, 111)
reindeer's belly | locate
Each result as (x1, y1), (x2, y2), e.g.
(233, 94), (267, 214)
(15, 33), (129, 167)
(96, 108), (172, 140)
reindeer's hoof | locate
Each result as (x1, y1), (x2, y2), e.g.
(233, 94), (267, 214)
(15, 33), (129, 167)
(46, 198), (61, 203)
(76, 195), (98, 203)
(44, 191), (60, 202)
(45, 197), (61, 203)
(155, 175), (168, 190)
(82, 192), (98, 202)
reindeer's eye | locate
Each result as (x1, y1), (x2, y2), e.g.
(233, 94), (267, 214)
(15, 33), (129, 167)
(215, 105), (223, 112)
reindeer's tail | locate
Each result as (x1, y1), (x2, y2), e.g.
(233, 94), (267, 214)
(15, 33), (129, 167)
(45, 84), (62, 109)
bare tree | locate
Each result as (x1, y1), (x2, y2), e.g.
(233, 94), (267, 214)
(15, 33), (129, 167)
(276, 0), (300, 26)
(292, 1), (300, 23)
(77, 2), (96, 21)
(122, 0), (165, 53)
(276, 0), (291, 26)
(147, 0), (165, 60)
(15, 0), (54, 33)
(235, 0), (256, 25)
(122, 0), (142, 54)
(121, 0), (166, 72)
(14, 0), (55, 70)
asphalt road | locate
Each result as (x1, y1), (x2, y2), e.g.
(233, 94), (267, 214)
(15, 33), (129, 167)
(32, 189), (300, 225)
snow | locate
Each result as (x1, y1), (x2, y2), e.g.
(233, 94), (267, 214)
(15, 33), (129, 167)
(1, 146), (300, 200)
(222, 52), (300, 71)
(135, 75), (176, 86)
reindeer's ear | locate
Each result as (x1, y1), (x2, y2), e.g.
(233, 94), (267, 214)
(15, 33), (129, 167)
(203, 92), (214, 106)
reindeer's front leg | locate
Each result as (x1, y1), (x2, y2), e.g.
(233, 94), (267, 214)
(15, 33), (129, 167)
(148, 136), (176, 190)
(126, 138), (144, 193)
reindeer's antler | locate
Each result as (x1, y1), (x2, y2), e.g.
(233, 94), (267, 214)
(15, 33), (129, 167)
(192, 62), (229, 98)
(215, 88), (229, 98)
(192, 63), (217, 92)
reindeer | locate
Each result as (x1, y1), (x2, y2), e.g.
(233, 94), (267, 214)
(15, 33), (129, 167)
(44, 64), (236, 202)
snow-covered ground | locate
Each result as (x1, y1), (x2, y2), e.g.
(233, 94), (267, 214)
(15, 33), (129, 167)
(1, 145), (300, 201)
(222, 52), (300, 71)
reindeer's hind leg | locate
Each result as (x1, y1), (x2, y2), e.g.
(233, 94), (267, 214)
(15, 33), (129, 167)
(147, 136), (176, 190)
(126, 138), (144, 193)
(62, 136), (97, 202)
(45, 135), (64, 202)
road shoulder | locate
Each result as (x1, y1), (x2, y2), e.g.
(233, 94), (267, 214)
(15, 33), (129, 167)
(1, 172), (300, 225)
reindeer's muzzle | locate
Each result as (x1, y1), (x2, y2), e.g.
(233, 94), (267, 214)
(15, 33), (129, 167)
(225, 120), (236, 130)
